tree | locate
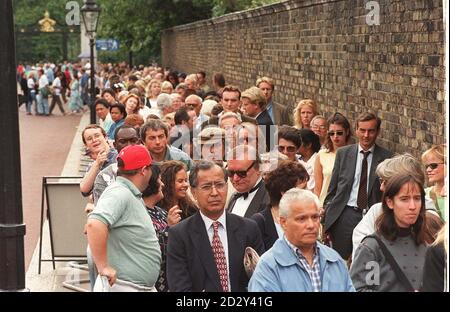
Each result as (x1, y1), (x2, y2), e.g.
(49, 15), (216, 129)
(96, 0), (215, 65)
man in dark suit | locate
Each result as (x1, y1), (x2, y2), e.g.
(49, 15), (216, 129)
(226, 145), (270, 218)
(167, 160), (264, 292)
(324, 112), (393, 260)
(241, 86), (274, 151)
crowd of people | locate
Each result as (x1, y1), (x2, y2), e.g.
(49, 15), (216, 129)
(19, 61), (447, 292)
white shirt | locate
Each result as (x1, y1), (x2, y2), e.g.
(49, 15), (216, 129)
(299, 152), (317, 192)
(139, 106), (152, 120)
(347, 144), (375, 208)
(52, 77), (61, 95)
(27, 78), (35, 90)
(38, 74), (49, 88)
(199, 210), (231, 291)
(231, 178), (262, 217)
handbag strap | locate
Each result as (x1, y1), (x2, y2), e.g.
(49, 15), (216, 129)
(366, 234), (415, 291)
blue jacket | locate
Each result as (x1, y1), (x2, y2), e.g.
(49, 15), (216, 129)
(248, 238), (355, 292)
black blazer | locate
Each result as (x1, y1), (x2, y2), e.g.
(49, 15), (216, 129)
(251, 206), (278, 251)
(323, 143), (393, 232)
(226, 181), (270, 218)
(166, 212), (264, 292)
(256, 110), (274, 151)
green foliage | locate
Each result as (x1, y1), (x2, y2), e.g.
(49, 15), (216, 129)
(96, 0), (215, 64)
(13, 0), (82, 63)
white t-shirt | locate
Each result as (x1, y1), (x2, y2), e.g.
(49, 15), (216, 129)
(52, 77), (61, 95)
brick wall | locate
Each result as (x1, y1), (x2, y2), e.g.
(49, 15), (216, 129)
(161, 0), (445, 156)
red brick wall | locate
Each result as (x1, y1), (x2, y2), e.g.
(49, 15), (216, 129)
(162, 0), (445, 155)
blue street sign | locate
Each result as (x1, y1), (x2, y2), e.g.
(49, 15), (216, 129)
(96, 39), (120, 51)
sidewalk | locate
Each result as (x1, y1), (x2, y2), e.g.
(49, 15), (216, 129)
(25, 112), (92, 292)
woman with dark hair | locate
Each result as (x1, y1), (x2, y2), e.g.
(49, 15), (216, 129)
(350, 174), (428, 292)
(101, 88), (117, 105)
(142, 165), (181, 292)
(166, 71), (179, 88)
(107, 103), (127, 140)
(212, 73), (226, 96)
(251, 160), (309, 251)
(314, 112), (352, 206)
(157, 161), (198, 220)
(298, 128), (321, 192)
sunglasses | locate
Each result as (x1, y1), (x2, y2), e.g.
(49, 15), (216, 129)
(227, 161), (256, 178)
(328, 131), (344, 137)
(425, 163), (444, 170)
(277, 145), (297, 153)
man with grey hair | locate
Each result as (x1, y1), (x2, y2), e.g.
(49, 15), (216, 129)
(167, 160), (264, 292)
(156, 93), (173, 116)
(185, 94), (209, 134)
(249, 188), (355, 292)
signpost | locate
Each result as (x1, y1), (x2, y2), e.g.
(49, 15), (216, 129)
(96, 39), (119, 51)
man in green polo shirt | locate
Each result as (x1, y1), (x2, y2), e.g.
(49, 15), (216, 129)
(87, 145), (161, 291)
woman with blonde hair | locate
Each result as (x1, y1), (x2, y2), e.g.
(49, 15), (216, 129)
(421, 144), (446, 220)
(145, 79), (161, 109)
(293, 99), (318, 129)
(161, 81), (174, 94)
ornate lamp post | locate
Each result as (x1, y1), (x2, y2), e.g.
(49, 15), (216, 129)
(81, 0), (101, 124)
(0, 0), (27, 291)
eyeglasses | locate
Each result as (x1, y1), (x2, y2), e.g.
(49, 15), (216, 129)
(85, 133), (103, 143)
(425, 163), (444, 170)
(227, 161), (256, 178)
(277, 145), (297, 153)
(197, 181), (227, 192)
(328, 131), (344, 137)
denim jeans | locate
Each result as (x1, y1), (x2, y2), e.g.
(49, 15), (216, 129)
(37, 94), (49, 115)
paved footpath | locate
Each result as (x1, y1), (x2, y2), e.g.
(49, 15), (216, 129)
(19, 102), (93, 291)
(19, 104), (82, 270)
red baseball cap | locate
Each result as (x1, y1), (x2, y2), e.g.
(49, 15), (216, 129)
(117, 145), (152, 170)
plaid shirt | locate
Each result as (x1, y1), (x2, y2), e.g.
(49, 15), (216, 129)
(284, 236), (321, 292)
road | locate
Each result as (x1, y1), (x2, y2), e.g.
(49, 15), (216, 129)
(18, 103), (82, 270)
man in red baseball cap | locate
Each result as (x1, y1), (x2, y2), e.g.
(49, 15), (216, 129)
(87, 144), (162, 291)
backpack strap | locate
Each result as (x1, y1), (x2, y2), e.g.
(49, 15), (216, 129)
(365, 234), (415, 291)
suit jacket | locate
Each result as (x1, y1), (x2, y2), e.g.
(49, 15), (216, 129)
(323, 143), (393, 232)
(251, 206), (278, 251)
(166, 212), (265, 292)
(256, 110), (274, 151)
(226, 181), (270, 218)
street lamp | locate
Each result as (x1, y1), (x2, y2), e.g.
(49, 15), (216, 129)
(81, 0), (101, 124)
(0, 0), (27, 291)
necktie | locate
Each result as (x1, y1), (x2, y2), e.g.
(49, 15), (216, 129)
(211, 221), (229, 292)
(357, 151), (371, 210)
(234, 180), (262, 200)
